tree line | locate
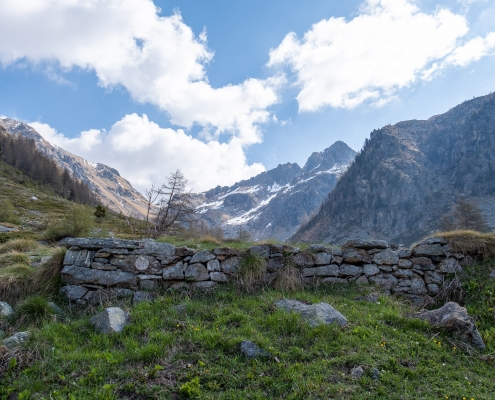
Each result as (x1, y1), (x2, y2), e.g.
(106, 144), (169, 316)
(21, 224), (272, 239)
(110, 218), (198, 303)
(0, 131), (95, 205)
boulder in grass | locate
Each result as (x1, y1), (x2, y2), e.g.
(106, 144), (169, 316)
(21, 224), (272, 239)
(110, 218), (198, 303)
(351, 366), (365, 379)
(3, 331), (30, 349)
(274, 299), (347, 327)
(0, 301), (14, 319)
(133, 291), (155, 304)
(415, 302), (485, 351)
(239, 340), (270, 358)
(90, 307), (130, 334)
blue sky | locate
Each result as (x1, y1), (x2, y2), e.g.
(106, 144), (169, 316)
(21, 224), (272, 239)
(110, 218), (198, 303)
(1, 0), (495, 192)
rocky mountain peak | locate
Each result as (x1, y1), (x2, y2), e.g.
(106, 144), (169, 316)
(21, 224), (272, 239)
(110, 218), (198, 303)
(302, 140), (356, 175)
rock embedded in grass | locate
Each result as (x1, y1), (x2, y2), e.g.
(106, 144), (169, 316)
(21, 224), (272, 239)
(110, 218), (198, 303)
(90, 307), (130, 334)
(354, 293), (379, 303)
(274, 299), (348, 327)
(415, 302), (486, 351)
(350, 366), (364, 379)
(132, 291), (154, 304)
(0, 301), (14, 318)
(239, 340), (270, 358)
(3, 331), (30, 348)
(47, 302), (64, 316)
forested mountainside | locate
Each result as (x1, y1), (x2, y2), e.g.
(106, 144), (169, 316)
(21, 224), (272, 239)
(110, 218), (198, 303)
(0, 118), (149, 219)
(0, 122), (94, 204)
(193, 141), (356, 241)
(292, 92), (495, 246)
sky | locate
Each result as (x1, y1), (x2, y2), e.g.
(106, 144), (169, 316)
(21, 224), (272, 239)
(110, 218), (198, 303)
(1, 0), (495, 193)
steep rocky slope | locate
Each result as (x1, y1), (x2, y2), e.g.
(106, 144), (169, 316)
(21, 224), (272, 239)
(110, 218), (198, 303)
(291, 92), (495, 245)
(193, 141), (356, 240)
(0, 118), (149, 219)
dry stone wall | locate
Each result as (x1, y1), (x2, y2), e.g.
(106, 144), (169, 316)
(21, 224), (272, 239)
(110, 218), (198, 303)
(60, 237), (467, 305)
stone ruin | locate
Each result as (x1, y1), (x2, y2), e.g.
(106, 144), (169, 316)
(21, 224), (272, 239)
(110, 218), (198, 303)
(60, 236), (467, 305)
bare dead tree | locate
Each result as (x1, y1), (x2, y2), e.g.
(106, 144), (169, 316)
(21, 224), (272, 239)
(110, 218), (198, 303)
(144, 183), (164, 237)
(145, 169), (196, 238)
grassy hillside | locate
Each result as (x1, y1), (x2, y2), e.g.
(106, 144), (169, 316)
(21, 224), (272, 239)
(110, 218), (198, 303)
(0, 159), (139, 242)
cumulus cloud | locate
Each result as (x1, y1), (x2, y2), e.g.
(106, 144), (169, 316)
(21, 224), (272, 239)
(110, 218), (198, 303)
(268, 0), (495, 111)
(29, 115), (265, 193)
(0, 0), (283, 146)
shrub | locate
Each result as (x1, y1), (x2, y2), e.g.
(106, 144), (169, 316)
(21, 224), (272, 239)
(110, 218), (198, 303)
(16, 295), (54, 327)
(0, 239), (38, 254)
(0, 252), (30, 269)
(94, 204), (106, 219)
(0, 199), (20, 225)
(179, 377), (201, 398)
(44, 204), (93, 241)
(238, 254), (267, 291)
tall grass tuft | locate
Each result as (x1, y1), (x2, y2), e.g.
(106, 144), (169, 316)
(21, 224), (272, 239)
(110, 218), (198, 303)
(0, 239), (38, 254)
(0, 247), (65, 305)
(0, 264), (34, 304)
(436, 230), (495, 258)
(199, 235), (221, 246)
(0, 252), (30, 269)
(271, 264), (303, 292)
(237, 254), (267, 292)
(32, 247), (66, 297)
(15, 295), (55, 327)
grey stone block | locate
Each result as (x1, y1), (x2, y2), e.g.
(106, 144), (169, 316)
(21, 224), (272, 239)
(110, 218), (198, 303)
(61, 265), (138, 290)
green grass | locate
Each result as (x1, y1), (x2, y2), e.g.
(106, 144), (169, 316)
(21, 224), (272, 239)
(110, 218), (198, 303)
(2, 281), (495, 399)
(155, 234), (314, 252)
(156, 234), (258, 250)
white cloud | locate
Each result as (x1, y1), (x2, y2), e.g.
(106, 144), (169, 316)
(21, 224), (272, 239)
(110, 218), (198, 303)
(268, 0), (495, 111)
(0, 0), (283, 146)
(29, 115), (265, 193)
(444, 31), (495, 66)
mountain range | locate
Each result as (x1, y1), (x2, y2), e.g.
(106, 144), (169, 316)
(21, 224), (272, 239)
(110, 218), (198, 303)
(192, 141), (357, 241)
(291, 92), (495, 245)
(3, 92), (494, 245)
